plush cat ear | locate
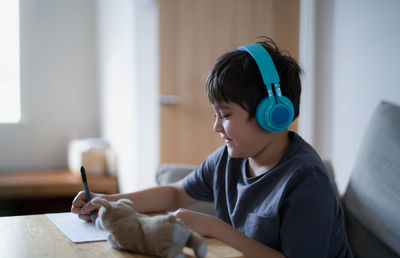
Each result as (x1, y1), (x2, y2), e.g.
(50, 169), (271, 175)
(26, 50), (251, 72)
(91, 197), (111, 210)
(117, 198), (133, 207)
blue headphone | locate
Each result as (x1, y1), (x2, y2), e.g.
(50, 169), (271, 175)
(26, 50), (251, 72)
(237, 43), (294, 132)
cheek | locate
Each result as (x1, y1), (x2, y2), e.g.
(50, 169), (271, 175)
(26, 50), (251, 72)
(225, 126), (247, 144)
(222, 121), (236, 136)
(247, 118), (267, 134)
(224, 118), (265, 141)
(238, 121), (267, 143)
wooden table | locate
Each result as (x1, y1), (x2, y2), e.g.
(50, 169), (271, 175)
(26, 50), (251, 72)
(0, 214), (243, 258)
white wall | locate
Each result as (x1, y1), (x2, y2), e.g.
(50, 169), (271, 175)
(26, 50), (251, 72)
(97, 0), (159, 193)
(300, 0), (400, 194)
(0, 0), (159, 193)
(0, 0), (99, 171)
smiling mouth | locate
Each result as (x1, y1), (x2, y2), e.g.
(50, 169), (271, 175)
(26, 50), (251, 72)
(222, 137), (232, 143)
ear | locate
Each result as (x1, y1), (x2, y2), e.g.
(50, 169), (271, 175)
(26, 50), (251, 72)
(91, 197), (111, 210)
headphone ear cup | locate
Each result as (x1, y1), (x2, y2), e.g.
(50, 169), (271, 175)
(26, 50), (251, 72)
(256, 96), (274, 131)
(256, 96), (294, 132)
(271, 96), (295, 131)
(277, 95), (295, 121)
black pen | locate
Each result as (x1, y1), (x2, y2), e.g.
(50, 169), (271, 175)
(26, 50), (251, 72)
(80, 166), (95, 222)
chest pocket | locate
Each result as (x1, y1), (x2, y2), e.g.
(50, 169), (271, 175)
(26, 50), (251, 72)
(245, 213), (281, 250)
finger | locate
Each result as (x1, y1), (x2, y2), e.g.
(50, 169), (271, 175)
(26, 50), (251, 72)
(81, 202), (99, 215)
(71, 191), (87, 209)
(78, 214), (93, 222)
(71, 198), (88, 213)
(171, 208), (189, 218)
(72, 190), (86, 202)
(74, 199), (87, 208)
(71, 205), (81, 214)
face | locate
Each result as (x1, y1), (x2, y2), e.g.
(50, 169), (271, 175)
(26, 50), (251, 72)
(212, 101), (271, 158)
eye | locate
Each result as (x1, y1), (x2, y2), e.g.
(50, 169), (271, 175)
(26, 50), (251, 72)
(220, 113), (230, 119)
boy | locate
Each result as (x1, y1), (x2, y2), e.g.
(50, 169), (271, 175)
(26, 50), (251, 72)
(72, 38), (353, 257)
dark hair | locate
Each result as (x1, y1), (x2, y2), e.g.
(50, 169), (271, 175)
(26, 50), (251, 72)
(206, 37), (302, 119)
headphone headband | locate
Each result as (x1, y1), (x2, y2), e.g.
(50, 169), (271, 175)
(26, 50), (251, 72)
(237, 43), (295, 132)
(237, 44), (280, 86)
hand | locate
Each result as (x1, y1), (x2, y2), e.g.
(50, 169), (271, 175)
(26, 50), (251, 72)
(171, 208), (217, 237)
(71, 190), (102, 222)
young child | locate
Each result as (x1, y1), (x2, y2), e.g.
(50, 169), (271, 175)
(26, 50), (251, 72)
(72, 38), (353, 257)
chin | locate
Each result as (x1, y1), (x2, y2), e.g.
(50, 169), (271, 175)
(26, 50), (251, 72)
(226, 146), (244, 158)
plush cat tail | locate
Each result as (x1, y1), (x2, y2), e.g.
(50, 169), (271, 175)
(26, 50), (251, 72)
(91, 197), (111, 210)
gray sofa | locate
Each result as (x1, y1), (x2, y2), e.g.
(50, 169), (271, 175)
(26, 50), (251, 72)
(342, 101), (400, 258)
(156, 101), (400, 258)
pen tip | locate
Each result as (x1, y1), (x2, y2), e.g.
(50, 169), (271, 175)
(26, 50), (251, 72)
(80, 166), (85, 173)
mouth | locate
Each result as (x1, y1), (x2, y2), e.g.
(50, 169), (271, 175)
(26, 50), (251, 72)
(221, 135), (232, 143)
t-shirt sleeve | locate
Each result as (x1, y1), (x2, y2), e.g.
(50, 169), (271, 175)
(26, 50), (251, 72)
(183, 146), (225, 202)
(280, 169), (337, 258)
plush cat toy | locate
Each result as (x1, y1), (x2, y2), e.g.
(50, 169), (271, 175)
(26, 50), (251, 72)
(91, 197), (207, 258)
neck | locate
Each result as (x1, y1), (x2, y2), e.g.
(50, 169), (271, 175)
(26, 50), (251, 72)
(247, 131), (290, 177)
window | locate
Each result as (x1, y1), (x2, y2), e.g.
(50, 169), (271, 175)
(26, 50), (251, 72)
(0, 0), (21, 123)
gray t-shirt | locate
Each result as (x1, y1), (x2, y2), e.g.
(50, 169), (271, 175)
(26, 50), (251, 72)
(183, 132), (353, 257)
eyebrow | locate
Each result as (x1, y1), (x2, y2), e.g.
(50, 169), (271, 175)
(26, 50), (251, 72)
(212, 104), (231, 110)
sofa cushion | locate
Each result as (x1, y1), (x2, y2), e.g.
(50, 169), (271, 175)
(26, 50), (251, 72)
(156, 163), (216, 216)
(343, 101), (400, 256)
(344, 207), (399, 258)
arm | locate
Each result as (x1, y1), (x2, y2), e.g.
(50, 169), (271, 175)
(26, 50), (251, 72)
(173, 208), (285, 258)
(170, 181), (284, 257)
(103, 180), (197, 212)
(71, 179), (197, 221)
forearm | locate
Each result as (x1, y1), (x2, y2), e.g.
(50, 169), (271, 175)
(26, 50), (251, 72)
(208, 216), (285, 258)
(102, 185), (183, 213)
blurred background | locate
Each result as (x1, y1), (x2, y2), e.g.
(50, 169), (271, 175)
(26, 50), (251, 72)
(0, 0), (399, 215)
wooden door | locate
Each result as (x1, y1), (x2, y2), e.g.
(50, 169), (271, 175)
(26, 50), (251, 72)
(159, 0), (299, 165)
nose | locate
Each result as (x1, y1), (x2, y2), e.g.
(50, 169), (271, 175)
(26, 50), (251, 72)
(213, 116), (223, 133)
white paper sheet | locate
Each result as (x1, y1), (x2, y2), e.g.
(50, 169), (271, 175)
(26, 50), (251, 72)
(46, 212), (109, 243)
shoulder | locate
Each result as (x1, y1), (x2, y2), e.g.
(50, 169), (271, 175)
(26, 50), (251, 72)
(281, 132), (335, 198)
(284, 132), (329, 177)
(287, 132), (325, 165)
